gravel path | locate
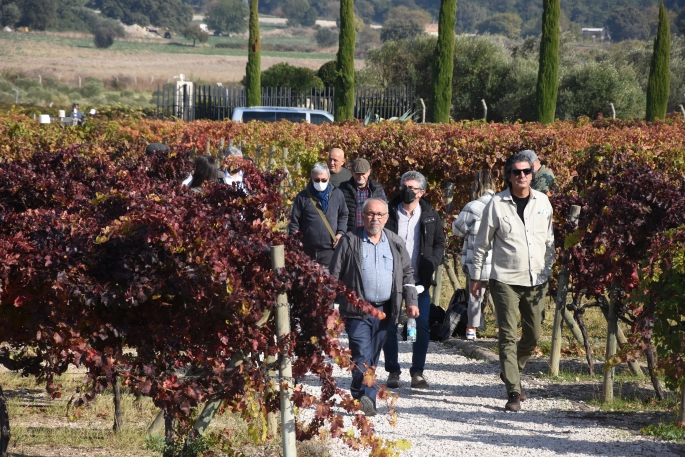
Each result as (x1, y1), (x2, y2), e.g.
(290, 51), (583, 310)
(309, 335), (684, 457)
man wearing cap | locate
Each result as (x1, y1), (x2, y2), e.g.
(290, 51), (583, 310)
(327, 147), (352, 188)
(339, 158), (387, 233)
(518, 150), (555, 195)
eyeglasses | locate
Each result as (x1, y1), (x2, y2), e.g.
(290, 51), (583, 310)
(313, 178), (328, 183)
(363, 212), (387, 219)
(400, 185), (422, 192)
(511, 168), (533, 176)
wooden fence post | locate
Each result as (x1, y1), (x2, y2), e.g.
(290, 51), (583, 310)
(255, 145), (262, 170)
(603, 290), (618, 402)
(271, 245), (296, 457)
(268, 145), (276, 172)
(205, 138), (211, 156)
(219, 138), (225, 158)
(549, 205), (582, 376)
(112, 372), (123, 432)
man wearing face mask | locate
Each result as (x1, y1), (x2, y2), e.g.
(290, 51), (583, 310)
(289, 162), (349, 269)
(381, 171), (445, 389)
(339, 158), (387, 233)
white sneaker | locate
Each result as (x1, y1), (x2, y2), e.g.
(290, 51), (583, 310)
(465, 327), (477, 340)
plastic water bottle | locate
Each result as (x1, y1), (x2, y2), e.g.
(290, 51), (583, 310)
(407, 318), (417, 343)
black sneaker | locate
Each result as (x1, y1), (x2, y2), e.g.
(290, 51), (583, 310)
(359, 395), (377, 416)
(386, 372), (400, 389)
(505, 392), (521, 412)
(500, 372), (527, 401)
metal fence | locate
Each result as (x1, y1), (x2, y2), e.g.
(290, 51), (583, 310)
(155, 84), (416, 121)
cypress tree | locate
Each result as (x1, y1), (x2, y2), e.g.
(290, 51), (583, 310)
(535, 0), (560, 124)
(646, 1), (670, 122)
(334, 0), (355, 121)
(431, 0), (457, 123)
(245, 0), (261, 107)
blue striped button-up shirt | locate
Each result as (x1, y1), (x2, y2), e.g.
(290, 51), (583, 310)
(360, 229), (394, 303)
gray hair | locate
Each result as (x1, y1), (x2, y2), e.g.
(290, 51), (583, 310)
(226, 146), (243, 157)
(361, 197), (389, 214)
(400, 170), (427, 191)
(504, 153), (534, 189)
(310, 162), (330, 178)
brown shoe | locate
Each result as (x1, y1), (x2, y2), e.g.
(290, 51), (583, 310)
(500, 372), (526, 401)
(411, 373), (429, 389)
(505, 392), (521, 412)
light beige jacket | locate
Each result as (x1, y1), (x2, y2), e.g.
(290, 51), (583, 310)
(472, 188), (555, 287)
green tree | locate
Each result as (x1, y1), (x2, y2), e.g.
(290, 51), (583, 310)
(380, 19), (424, 42)
(476, 13), (521, 38)
(21, 0), (57, 30)
(205, 0), (248, 35)
(646, 1), (670, 121)
(245, 0), (260, 107)
(315, 27), (338, 47)
(334, 0), (355, 121)
(431, 0), (456, 123)
(249, 63), (324, 92)
(605, 6), (650, 42)
(456, 1), (487, 33)
(93, 17), (126, 48)
(0, 3), (21, 28)
(317, 60), (337, 87)
(385, 6), (431, 26)
(535, 0), (560, 124)
(87, 0), (193, 32)
(182, 23), (209, 46)
(283, 0), (317, 27)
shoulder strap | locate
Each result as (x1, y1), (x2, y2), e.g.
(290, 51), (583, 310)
(305, 188), (336, 242)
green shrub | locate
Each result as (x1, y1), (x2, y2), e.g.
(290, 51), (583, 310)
(317, 60), (337, 87)
(284, 0), (317, 27)
(81, 77), (104, 98)
(380, 19), (424, 42)
(14, 77), (40, 91)
(475, 12), (522, 39)
(315, 27), (338, 47)
(243, 63), (324, 93)
(93, 18), (126, 49)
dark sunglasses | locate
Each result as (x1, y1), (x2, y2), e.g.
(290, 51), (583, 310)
(511, 168), (533, 176)
(313, 178), (328, 183)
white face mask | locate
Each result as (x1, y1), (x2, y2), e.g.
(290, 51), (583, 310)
(313, 181), (328, 192)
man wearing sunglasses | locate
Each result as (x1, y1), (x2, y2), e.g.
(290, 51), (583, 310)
(289, 162), (348, 270)
(470, 153), (555, 412)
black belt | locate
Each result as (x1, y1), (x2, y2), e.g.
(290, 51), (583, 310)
(370, 300), (390, 307)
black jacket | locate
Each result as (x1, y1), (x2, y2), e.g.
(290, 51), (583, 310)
(288, 183), (348, 255)
(338, 177), (387, 232)
(385, 196), (445, 288)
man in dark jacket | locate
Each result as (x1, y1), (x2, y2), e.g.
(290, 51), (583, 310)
(327, 147), (352, 188)
(382, 171), (445, 389)
(329, 198), (418, 416)
(289, 162), (348, 269)
(339, 158), (387, 233)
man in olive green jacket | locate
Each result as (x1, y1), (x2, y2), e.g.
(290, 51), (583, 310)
(471, 153), (555, 412)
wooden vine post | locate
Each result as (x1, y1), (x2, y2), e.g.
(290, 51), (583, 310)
(268, 145), (277, 172)
(549, 205), (584, 376)
(271, 245), (297, 457)
(603, 291), (618, 402)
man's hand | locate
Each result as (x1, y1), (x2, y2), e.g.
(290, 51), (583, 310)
(470, 280), (482, 300)
(406, 305), (419, 318)
(333, 233), (342, 248)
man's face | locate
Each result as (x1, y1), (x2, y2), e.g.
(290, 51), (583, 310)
(401, 179), (424, 199)
(510, 161), (533, 193)
(327, 149), (345, 174)
(362, 200), (388, 235)
(354, 170), (371, 188)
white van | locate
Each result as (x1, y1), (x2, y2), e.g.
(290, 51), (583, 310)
(231, 107), (334, 124)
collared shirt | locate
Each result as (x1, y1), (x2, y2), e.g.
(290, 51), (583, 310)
(396, 203), (421, 283)
(360, 229), (393, 303)
(472, 188), (555, 287)
(354, 186), (371, 228)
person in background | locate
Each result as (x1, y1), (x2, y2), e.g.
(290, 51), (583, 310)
(451, 170), (496, 341)
(288, 162), (348, 270)
(518, 150), (555, 195)
(188, 155), (219, 192)
(382, 171), (444, 389)
(329, 198), (418, 416)
(471, 153), (555, 412)
(146, 142), (169, 155)
(327, 147), (352, 188)
(71, 103), (84, 125)
(339, 158), (387, 233)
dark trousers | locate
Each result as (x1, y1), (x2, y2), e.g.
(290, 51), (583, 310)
(383, 290), (431, 376)
(490, 279), (548, 395)
(303, 247), (334, 273)
(345, 310), (389, 407)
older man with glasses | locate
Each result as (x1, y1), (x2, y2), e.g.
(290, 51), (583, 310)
(382, 171), (444, 389)
(329, 198), (418, 416)
(470, 153), (555, 412)
(289, 162), (348, 270)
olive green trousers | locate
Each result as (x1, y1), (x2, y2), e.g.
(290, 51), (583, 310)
(489, 279), (548, 395)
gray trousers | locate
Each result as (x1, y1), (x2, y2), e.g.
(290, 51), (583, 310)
(489, 279), (548, 395)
